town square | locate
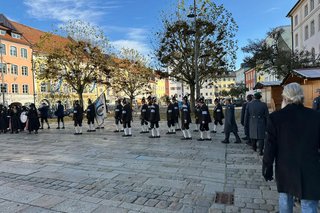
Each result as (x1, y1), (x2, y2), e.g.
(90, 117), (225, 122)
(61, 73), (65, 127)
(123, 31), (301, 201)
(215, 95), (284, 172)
(1, 0), (320, 212)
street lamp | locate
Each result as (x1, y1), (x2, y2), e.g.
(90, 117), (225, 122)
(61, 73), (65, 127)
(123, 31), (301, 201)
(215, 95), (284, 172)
(0, 38), (4, 106)
(187, 0), (200, 99)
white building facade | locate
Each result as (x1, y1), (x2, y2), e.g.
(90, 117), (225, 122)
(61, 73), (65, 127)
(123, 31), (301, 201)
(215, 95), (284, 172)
(287, 0), (320, 56)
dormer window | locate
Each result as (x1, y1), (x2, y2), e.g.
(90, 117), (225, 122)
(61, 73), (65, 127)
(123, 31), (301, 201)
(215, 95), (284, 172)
(0, 30), (5, 35)
(11, 33), (21, 39)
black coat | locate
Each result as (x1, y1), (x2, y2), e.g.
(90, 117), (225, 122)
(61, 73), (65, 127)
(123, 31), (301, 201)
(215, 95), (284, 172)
(199, 104), (212, 124)
(140, 104), (148, 120)
(122, 103), (132, 122)
(245, 100), (269, 139)
(149, 104), (160, 122)
(39, 105), (49, 118)
(173, 102), (180, 119)
(0, 107), (7, 130)
(73, 104), (83, 121)
(194, 105), (201, 124)
(181, 104), (191, 124)
(213, 103), (224, 121)
(241, 102), (247, 126)
(114, 104), (122, 120)
(167, 103), (175, 121)
(224, 104), (238, 133)
(27, 108), (40, 131)
(312, 96), (320, 112)
(55, 104), (64, 117)
(263, 104), (320, 200)
(86, 104), (95, 120)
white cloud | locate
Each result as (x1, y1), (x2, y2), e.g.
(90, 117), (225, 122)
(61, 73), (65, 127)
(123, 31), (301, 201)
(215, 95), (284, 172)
(23, 0), (121, 23)
(111, 40), (151, 56)
(264, 7), (280, 14)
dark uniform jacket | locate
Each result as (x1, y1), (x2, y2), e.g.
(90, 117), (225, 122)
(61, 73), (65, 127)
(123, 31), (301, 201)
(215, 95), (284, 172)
(114, 104), (123, 120)
(86, 104), (95, 120)
(241, 102), (248, 126)
(173, 102), (180, 119)
(0, 106), (8, 130)
(140, 104), (148, 120)
(73, 104), (83, 121)
(27, 108), (40, 131)
(9, 108), (20, 131)
(244, 100), (269, 140)
(224, 104), (238, 133)
(55, 104), (64, 118)
(149, 104), (160, 122)
(39, 106), (49, 118)
(181, 104), (191, 124)
(167, 103), (175, 121)
(194, 105), (201, 124)
(122, 103), (132, 122)
(263, 104), (320, 200)
(213, 103), (224, 121)
(199, 104), (212, 124)
(312, 96), (320, 112)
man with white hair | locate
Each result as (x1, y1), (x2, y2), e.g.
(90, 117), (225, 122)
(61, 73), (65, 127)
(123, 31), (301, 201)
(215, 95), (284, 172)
(312, 88), (320, 112)
(263, 82), (320, 212)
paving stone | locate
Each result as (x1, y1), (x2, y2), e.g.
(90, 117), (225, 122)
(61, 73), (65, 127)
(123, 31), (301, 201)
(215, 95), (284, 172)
(134, 197), (148, 205)
(144, 199), (159, 207)
(155, 200), (170, 209)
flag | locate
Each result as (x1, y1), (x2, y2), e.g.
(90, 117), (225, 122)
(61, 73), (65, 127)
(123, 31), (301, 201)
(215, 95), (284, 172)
(89, 81), (96, 93)
(94, 93), (107, 126)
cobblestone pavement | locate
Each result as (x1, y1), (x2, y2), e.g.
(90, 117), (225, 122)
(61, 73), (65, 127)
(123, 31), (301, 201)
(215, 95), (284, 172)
(0, 120), (316, 213)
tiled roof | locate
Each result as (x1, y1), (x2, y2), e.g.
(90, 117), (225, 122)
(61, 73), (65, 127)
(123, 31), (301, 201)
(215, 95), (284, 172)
(10, 21), (70, 53)
(293, 68), (320, 79)
(0, 32), (30, 46)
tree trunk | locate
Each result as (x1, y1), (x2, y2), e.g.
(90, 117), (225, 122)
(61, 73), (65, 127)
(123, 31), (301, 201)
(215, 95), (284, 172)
(189, 83), (196, 114)
(78, 92), (84, 108)
(130, 95), (134, 109)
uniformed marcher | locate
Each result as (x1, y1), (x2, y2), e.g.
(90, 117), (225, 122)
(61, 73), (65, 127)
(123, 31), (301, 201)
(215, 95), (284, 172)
(166, 97), (176, 134)
(140, 97), (149, 133)
(73, 100), (84, 135)
(211, 98), (224, 133)
(181, 96), (192, 140)
(86, 99), (96, 132)
(241, 94), (253, 141)
(193, 98), (201, 132)
(20, 106), (28, 131)
(221, 98), (241, 144)
(122, 98), (133, 137)
(312, 88), (320, 112)
(114, 99), (123, 132)
(146, 96), (153, 130)
(0, 105), (8, 133)
(55, 101), (65, 129)
(27, 103), (40, 134)
(9, 105), (20, 134)
(39, 103), (50, 129)
(244, 92), (269, 155)
(149, 97), (160, 138)
(198, 97), (212, 141)
(172, 96), (181, 131)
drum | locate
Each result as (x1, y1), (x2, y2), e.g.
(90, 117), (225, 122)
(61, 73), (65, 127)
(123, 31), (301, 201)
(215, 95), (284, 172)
(20, 112), (28, 123)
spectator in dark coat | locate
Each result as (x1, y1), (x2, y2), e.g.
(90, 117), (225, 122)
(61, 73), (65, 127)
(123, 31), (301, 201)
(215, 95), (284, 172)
(263, 83), (320, 212)
(55, 101), (65, 129)
(244, 92), (269, 155)
(122, 98), (132, 137)
(9, 105), (20, 134)
(221, 98), (241, 144)
(39, 103), (50, 129)
(0, 105), (8, 133)
(212, 98), (224, 133)
(73, 100), (83, 135)
(148, 97), (160, 138)
(86, 99), (96, 132)
(27, 104), (40, 134)
(241, 94), (253, 140)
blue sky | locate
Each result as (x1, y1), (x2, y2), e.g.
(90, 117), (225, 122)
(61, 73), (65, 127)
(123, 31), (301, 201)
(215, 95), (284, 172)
(1, 0), (295, 69)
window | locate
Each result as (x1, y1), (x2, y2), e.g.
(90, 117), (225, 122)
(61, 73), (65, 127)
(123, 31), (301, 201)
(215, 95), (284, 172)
(295, 15), (298, 26)
(305, 4), (309, 17)
(295, 33), (299, 47)
(0, 43), (6, 55)
(21, 48), (27, 58)
(0, 83), (7, 93)
(210, 92), (212, 95)
(205, 93), (208, 96)
(10, 46), (17, 56)
(311, 20), (315, 36)
(11, 33), (21, 39)
(40, 83), (47, 92)
(22, 85), (29, 94)
(311, 47), (316, 59)
(11, 64), (18, 75)
(305, 25), (309, 40)
(310, 0), (315, 11)
(0, 63), (7, 74)
(12, 84), (18, 93)
(0, 30), (5, 35)
(22, 66), (28, 76)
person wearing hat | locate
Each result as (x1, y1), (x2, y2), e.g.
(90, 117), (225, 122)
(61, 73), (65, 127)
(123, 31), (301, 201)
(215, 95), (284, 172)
(166, 97), (176, 134)
(172, 96), (181, 131)
(39, 102), (50, 129)
(73, 100), (84, 135)
(27, 103), (40, 134)
(244, 92), (269, 155)
(149, 96), (161, 138)
(122, 98), (133, 137)
(193, 98), (201, 132)
(212, 98), (224, 134)
(241, 94), (253, 141)
(146, 95), (153, 130)
(55, 100), (65, 129)
(86, 99), (96, 132)
(312, 88), (320, 112)
(181, 96), (192, 140)
(222, 98), (241, 144)
(140, 97), (149, 133)
(0, 104), (8, 133)
(198, 97), (212, 141)
(114, 99), (123, 132)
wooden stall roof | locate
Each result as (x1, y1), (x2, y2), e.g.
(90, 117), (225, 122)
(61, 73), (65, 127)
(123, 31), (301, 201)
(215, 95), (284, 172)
(282, 68), (320, 84)
(254, 81), (282, 89)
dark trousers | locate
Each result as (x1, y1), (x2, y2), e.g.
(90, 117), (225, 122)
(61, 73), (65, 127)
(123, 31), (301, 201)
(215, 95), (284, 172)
(225, 131), (241, 142)
(251, 139), (264, 151)
(57, 117), (64, 127)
